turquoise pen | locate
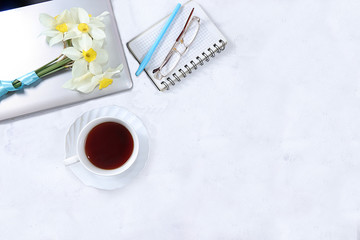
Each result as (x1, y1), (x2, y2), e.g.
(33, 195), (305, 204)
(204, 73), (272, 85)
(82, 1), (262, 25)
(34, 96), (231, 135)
(135, 3), (181, 76)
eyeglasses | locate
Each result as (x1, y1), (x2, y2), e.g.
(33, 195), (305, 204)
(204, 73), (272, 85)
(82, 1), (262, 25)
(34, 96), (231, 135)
(153, 8), (200, 80)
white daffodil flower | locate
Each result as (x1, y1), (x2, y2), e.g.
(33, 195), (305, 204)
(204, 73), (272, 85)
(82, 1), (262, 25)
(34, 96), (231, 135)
(62, 71), (93, 91)
(95, 64), (124, 91)
(62, 34), (108, 77)
(39, 9), (75, 46)
(62, 64), (123, 93)
(64, 8), (107, 41)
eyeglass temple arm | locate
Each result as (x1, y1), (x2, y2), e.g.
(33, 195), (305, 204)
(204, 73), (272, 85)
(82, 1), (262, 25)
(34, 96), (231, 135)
(176, 8), (194, 42)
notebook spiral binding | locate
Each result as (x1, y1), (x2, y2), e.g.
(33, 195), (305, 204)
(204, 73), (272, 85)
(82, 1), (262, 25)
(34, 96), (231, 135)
(161, 39), (226, 90)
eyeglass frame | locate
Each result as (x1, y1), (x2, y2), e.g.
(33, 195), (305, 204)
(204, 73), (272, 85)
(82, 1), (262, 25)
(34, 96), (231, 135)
(153, 9), (200, 80)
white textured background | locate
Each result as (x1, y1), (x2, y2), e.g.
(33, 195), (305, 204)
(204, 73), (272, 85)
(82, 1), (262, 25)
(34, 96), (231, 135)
(1, 0), (360, 239)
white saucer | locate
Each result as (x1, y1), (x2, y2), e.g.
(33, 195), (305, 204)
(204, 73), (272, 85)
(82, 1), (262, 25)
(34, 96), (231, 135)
(65, 105), (149, 190)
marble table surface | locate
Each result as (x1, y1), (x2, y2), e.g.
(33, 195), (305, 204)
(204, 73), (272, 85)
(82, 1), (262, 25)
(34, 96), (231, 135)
(1, 0), (360, 239)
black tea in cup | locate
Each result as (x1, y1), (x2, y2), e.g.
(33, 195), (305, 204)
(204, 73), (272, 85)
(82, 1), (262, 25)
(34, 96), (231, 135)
(84, 122), (134, 170)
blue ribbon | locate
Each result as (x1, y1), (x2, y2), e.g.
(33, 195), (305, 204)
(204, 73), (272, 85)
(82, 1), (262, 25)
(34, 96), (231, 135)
(0, 71), (40, 97)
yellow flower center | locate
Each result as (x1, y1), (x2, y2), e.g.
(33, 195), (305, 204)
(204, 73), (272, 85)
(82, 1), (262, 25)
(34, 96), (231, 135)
(82, 48), (97, 62)
(78, 23), (90, 33)
(55, 23), (68, 33)
(89, 14), (92, 17)
(99, 78), (113, 89)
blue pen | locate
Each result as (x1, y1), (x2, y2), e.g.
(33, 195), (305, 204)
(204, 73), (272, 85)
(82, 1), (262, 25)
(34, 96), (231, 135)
(135, 3), (181, 76)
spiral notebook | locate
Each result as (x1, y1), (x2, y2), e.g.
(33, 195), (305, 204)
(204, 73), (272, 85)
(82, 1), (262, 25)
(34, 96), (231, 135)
(127, 1), (227, 91)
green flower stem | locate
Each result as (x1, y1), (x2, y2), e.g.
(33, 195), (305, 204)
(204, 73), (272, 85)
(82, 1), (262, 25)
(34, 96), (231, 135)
(11, 56), (73, 89)
(35, 57), (73, 78)
(12, 80), (22, 89)
(66, 39), (72, 47)
(38, 65), (67, 78)
(34, 55), (63, 74)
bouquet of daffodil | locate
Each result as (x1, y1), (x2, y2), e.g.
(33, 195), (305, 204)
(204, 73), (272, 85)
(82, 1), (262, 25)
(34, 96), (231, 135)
(0, 7), (123, 98)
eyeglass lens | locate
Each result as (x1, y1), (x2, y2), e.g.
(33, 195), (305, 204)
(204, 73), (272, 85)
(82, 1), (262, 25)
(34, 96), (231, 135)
(159, 51), (181, 77)
(181, 18), (200, 47)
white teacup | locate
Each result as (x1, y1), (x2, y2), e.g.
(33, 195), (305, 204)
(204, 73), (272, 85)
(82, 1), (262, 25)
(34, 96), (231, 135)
(64, 117), (139, 176)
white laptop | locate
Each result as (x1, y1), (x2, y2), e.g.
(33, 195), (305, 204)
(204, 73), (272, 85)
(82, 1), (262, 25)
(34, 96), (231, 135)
(0, 0), (132, 121)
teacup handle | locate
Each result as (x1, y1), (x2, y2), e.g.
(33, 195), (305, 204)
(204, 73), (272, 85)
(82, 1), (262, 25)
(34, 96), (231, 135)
(64, 155), (80, 166)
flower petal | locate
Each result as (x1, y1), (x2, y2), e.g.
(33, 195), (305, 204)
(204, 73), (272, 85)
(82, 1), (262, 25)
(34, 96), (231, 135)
(105, 64), (124, 77)
(72, 59), (88, 77)
(62, 47), (82, 60)
(70, 34), (82, 50)
(40, 30), (59, 37)
(112, 65), (124, 76)
(77, 82), (97, 93)
(49, 33), (63, 46)
(39, 13), (55, 28)
(89, 19), (105, 28)
(63, 72), (93, 91)
(63, 10), (75, 23)
(94, 49), (108, 65)
(92, 39), (104, 49)
(116, 64), (124, 72)
(77, 8), (90, 23)
(89, 27), (106, 40)
(91, 75), (103, 83)
(78, 34), (92, 51)
(46, 36), (51, 44)
(70, 7), (79, 23)
(76, 71), (93, 82)
(89, 62), (103, 75)
(63, 29), (81, 41)
(76, 76), (100, 93)
(56, 9), (70, 23)
(62, 78), (77, 90)
(95, 11), (109, 21)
